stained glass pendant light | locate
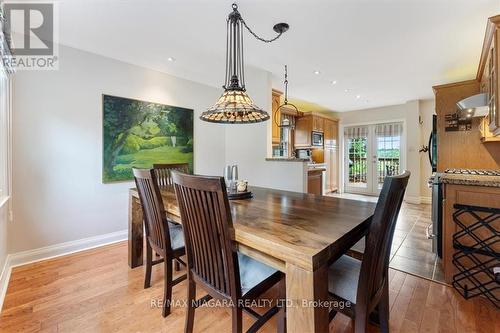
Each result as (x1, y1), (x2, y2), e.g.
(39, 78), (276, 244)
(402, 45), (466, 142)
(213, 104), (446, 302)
(201, 3), (289, 124)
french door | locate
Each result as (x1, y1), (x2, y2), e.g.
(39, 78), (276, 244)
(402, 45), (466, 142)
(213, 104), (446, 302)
(344, 122), (403, 195)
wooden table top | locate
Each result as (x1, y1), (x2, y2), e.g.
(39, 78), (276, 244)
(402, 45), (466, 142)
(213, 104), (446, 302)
(130, 186), (376, 271)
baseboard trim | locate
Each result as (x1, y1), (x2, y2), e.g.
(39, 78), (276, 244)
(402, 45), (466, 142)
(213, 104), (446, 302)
(0, 229), (127, 312)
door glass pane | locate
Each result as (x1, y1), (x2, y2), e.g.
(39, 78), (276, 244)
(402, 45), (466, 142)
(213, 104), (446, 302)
(375, 122), (402, 190)
(345, 126), (369, 189)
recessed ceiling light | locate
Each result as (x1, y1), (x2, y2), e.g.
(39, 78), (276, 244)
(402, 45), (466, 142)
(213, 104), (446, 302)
(313, 70), (320, 75)
(344, 89), (350, 93)
(356, 95), (361, 99)
(167, 57), (176, 62)
(331, 80), (337, 85)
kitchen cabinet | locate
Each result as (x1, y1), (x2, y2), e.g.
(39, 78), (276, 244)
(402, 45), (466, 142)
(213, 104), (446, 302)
(325, 147), (338, 192)
(441, 180), (500, 284)
(294, 115), (312, 147)
(296, 114), (339, 192)
(480, 116), (500, 142)
(479, 15), (500, 138)
(433, 15), (500, 170)
(324, 119), (338, 147)
(271, 90), (282, 145)
(313, 116), (324, 132)
(324, 119), (339, 192)
(294, 113), (334, 147)
(307, 169), (323, 195)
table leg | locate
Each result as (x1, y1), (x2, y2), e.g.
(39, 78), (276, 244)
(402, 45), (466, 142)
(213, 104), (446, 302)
(285, 263), (329, 333)
(128, 193), (144, 268)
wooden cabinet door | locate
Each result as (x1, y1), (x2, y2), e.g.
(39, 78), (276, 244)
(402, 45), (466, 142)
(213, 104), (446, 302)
(271, 91), (281, 144)
(307, 170), (323, 195)
(324, 119), (338, 148)
(324, 119), (333, 143)
(330, 147), (338, 191)
(313, 116), (324, 132)
(332, 121), (338, 147)
(294, 116), (312, 147)
(325, 147), (338, 193)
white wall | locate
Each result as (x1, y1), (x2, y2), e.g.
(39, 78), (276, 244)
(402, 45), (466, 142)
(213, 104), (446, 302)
(419, 99), (435, 203)
(9, 45), (229, 253)
(337, 101), (423, 203)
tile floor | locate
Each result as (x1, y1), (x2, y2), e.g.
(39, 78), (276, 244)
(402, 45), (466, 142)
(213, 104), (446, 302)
(327, 192), (444, 282)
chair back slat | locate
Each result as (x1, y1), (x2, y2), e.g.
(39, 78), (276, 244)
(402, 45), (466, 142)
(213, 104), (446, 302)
(358, 171), (410, 307)
(133, 168), (172, 255)
(153, 163), (189, 187)
(172, 172), (240, 298)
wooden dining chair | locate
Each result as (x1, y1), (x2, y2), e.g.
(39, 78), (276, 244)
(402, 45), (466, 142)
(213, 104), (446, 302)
(133, 168), (187, 317)
(153, 163), (189, 188)
(152, 163), (190, 271)
(171, 172), (286, 333)
(327, 171), (410, 333)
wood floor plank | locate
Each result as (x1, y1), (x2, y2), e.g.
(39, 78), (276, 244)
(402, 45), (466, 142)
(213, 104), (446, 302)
(1, 241), (497, 333)
(389, 274), (419, 333)
(437, 284), (457, 333)
(403, 276), (430, 328)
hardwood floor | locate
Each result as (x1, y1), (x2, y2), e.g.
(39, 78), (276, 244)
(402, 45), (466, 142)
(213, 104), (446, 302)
(0, 241), (497, 333)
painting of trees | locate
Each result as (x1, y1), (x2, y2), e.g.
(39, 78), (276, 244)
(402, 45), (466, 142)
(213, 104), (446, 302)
(102, 95), (193, 183)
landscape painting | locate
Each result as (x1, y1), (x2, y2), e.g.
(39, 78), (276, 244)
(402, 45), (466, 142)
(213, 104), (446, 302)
(102, 94), (193, 183)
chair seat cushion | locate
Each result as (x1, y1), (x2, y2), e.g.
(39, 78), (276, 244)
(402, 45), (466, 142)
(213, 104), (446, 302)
(167, 222), (185, 250)
(238, 252), (278, 296)
(328, 255), (361, 303)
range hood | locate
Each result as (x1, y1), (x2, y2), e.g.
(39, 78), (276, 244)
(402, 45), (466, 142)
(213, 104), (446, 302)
(456, 93), (489, 119)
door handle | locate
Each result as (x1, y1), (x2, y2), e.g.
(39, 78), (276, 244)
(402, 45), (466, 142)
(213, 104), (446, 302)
(426, 224), (435, 239)
(428, 133), (433, 167)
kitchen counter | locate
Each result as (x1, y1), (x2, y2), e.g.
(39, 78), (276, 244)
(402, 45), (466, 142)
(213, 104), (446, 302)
(441, 173), (500, 187)
(265, 157), (309, 162)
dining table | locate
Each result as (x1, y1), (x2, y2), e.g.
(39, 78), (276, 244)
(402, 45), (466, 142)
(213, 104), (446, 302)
(128, 185), (376, 333)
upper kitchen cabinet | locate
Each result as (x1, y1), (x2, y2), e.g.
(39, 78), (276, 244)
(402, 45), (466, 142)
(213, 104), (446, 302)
(478, 15), (500, 138)
(295, 112), (335, 147)
(324, 118), (339, 147)
(294, 114), (312, 147)
(271, 89), (282, 145)
(312, 116), (324, 132)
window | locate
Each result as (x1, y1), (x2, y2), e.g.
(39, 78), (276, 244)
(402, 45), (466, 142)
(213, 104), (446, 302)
(0, 67), (11, 207)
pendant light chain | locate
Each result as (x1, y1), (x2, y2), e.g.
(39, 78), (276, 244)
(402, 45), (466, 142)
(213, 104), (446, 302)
(241, 19), (285, 43)
(239, 17), (245, 89)
(273, 64), (299, 128)
(224, 19), (230, 89)
(284, 65), (289, 104)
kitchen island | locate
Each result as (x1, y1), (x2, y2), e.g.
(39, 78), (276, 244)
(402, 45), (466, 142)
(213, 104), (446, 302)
(441, 172), (500, 295)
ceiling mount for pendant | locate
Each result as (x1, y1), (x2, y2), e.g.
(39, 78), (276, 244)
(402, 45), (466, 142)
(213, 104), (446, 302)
(274, 65), (299, 129)
(201, 3), (290, 124)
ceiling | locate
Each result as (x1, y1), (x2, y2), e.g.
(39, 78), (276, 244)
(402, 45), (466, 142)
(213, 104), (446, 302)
(55, 0), (499, 111)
